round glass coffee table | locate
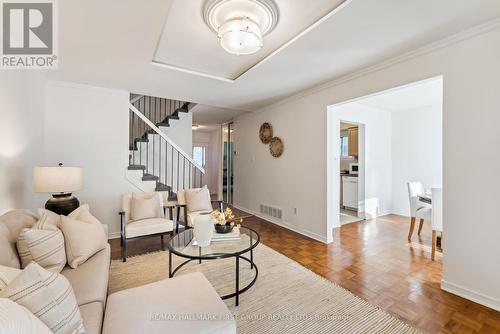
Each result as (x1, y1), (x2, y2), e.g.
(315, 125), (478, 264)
(167, 227), (259, 306)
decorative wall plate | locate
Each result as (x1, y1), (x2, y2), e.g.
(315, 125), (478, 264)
(259, 122), (273, 144)
(269, 137), (283, 157)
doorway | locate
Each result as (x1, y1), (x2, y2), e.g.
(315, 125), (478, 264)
(339, 121), (364, 225)
(327, 76), (443, 246)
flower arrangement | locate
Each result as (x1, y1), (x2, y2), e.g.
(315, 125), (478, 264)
(211, 207), (242, 233)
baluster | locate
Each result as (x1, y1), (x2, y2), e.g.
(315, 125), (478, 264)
(159, 135), (162, 185)
(177, 151), (180, 191)
(130, 110), (133, 166)
(165, 141), (170, 188)
(183, 157), (186, 190)
(171, 146), (174, 191)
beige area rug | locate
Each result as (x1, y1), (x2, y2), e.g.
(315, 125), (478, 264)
(109, 244), (419, 334)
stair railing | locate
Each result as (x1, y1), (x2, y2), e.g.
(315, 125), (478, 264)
(129, 102), (205, 197)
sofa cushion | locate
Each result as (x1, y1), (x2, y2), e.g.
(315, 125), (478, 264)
(0, 210), (38, 268)
(0, 297), (53, 334)
(16, 228), (66, 272)
(0, 262), (84, 334)
(125, 218), (173, 238)
(60, 216), (107, 269)
(79, 302), (103, 334)
(102, 272), (236, 334)
(61, 244), (110, 307)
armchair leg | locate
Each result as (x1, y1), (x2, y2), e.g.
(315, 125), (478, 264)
(184, 210), (188, 230)
(431, 230), (437, 261)
(176, 220), (179, 234)
(408, 217), (416, 241)
(417, 218), (424, 235)
(122, 238), (127, 262)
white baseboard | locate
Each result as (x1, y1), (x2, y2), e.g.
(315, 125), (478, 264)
(108, 232), (120, 240)
(232, 204), (328, 244)
(441, 280), (500, 311)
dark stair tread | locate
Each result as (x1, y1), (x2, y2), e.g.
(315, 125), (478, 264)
(157, 122), (170, 127)
(142, 174), (159, 181)
(135, 138), (149, 143)
(155, 182), (171, 191)
(167, 114), (179, 120)
(128, 165), (146, 170)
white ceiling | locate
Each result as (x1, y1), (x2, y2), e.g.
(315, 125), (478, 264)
(48, 0), (500, 118)
(357, 77), (443, 112)
(190, 104), (246, 125)
(154, 0), (345, 80)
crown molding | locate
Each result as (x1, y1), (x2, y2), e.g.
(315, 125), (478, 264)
(258, 17), (500, 113)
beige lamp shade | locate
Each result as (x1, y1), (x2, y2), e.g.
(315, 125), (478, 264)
(33, 166), (83, 193)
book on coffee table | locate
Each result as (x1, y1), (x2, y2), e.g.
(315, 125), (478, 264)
(211, 227), (241, 242)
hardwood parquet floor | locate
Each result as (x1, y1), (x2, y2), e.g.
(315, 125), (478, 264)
(109, 208), (500, 334)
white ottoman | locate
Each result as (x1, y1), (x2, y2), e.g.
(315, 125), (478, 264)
(103, 272), (236, 334)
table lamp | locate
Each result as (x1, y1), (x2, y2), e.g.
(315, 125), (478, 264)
(33, 163), (83, 215)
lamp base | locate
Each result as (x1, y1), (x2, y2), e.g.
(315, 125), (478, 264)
(45, 193), (80, 216)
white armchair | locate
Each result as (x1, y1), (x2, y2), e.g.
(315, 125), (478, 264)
(175, 187), (223, 233)
(119, 192), (174, 262)
(407, 181), (431, 240)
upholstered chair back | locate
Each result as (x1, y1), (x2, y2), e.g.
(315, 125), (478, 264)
(121, 192), (166, 223)
(0, 210), (38, 268)
(407, 181), (425, 216)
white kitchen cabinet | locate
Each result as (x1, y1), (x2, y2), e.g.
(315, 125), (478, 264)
(342, 176), (358, 210)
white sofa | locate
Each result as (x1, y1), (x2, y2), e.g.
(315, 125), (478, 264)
(0, 209), (236, 334)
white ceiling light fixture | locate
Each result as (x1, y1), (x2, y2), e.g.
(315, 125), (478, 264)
(203, 0), (279, 56)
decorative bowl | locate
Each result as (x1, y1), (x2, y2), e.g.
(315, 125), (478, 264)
(214, 223), (234, 234)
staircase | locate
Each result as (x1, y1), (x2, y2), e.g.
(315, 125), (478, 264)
(126, 94), (205, 201)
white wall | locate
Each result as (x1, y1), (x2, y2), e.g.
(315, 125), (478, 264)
(161, 112), (192, 157)
(0, 72), (45, 214)
(193, 129), (221, 194)
(329, 103), (393, 222)
(41, 81), (136, 235)
(235, 23), (500, 310)
(391, 104), (443, 215)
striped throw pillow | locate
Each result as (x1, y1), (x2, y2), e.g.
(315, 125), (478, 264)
(0, 298), (53, 334)
(34, 209), (62, 231)
(16, 229), (66, 272)
(0, 262), (84, 334)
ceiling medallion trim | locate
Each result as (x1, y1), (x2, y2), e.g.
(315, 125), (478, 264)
(202, 0), (279, 55)
(203, 0), (279, 36)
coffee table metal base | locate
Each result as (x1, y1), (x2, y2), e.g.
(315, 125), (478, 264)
(168, 251), (258, 306)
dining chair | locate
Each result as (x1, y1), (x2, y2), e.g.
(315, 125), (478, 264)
(430, 188), (443, 261)
(407, 181), (431, 240)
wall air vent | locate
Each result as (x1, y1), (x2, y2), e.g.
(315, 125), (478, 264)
(260, 204), (282, 219)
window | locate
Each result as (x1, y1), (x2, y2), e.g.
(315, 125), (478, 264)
(340, 136), (349, 157)
(193, 146), (206, 167)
